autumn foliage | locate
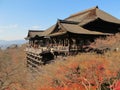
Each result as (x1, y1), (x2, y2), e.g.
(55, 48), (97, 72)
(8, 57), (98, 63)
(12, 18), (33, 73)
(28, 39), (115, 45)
(34, 52), (120, 90)
(1, 34), (120, 90)
(90, 33), (120, 51)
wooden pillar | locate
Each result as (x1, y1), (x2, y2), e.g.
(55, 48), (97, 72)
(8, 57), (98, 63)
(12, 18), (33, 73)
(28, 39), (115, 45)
(63, 39), (65, 46)
(53, 38), (56, 46)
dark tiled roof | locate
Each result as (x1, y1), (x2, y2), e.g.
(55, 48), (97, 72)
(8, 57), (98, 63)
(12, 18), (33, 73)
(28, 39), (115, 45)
(25, 30), (44, 40)
(26, 6), (120, 38)
(65, 6), (120, 24)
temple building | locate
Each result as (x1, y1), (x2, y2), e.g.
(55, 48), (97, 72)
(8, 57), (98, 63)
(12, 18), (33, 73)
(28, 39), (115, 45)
(25, 6), (120, 67)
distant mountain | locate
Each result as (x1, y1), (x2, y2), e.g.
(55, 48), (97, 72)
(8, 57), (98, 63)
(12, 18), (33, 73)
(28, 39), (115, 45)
(0, 40), (27, 49)
(0, 40), (27, 45)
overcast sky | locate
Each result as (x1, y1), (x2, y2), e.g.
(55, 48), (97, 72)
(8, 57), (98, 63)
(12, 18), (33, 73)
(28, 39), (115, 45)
(0, 0), (120, 40)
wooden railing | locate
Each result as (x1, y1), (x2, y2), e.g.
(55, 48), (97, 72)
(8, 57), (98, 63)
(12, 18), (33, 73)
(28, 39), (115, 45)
(52, 46), (69, 52)
(25, 47), (50, 54)
(25, 45), (79, 54)
(25, 47), (42, 54)
(70, 45), (79, 51)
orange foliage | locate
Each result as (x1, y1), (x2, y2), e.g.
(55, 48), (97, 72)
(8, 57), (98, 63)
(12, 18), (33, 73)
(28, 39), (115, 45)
(90, 33), (120, 51)
(35, 51), (120, 90)
(1, 42), (120, 90)
(37, 84), (85, 90)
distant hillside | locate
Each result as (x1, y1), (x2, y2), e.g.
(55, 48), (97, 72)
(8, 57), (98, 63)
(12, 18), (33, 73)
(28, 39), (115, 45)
(0, 40), (27, 49)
